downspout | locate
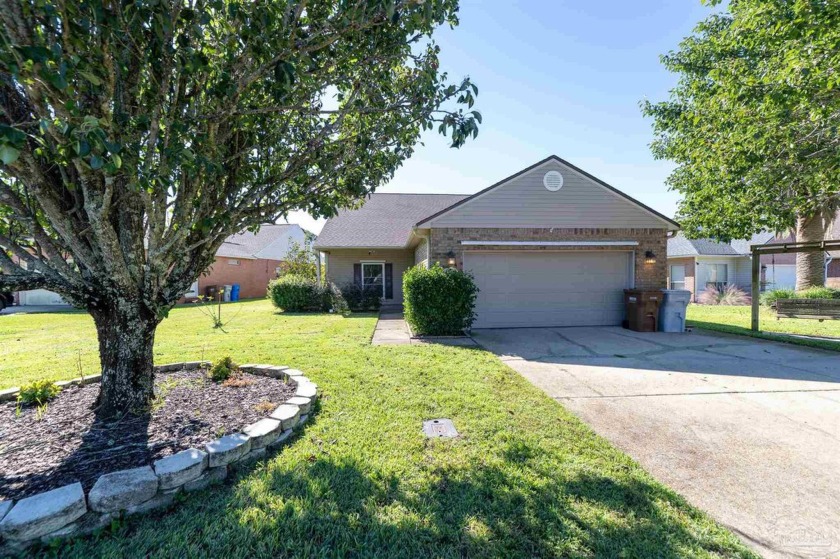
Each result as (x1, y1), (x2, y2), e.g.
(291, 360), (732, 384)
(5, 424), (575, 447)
(826, 252), (833, 283)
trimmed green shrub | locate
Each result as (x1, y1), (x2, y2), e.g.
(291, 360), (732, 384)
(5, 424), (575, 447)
(18, 379), (61, 406)
(209, 356), (238, 382)
(268, 274), (326, 312)
(338, 283), (381, 312)
(797, 286), (840, 299)
(760, 288), (795, 306)
(403, 264), (478, 336)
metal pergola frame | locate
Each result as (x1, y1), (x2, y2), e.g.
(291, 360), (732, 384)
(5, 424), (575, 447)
(750, 240), (840, 331)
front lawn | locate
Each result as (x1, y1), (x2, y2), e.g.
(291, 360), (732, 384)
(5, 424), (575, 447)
(4, 300), (754, 558)
(687, 304), (840, 352)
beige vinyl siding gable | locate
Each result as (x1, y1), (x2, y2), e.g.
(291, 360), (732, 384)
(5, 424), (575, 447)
(426, 160), (669, 229)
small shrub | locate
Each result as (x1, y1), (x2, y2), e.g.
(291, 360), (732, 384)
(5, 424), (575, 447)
(209, 356), (238, 382)
(17, 379), (61, 406)
(797, 286), (840, 299)
(697, 284), (750, 306)
(760, 288), (795, 307)
(403, 264), (479, 336)
(327, 282), (350, 314)
(222, 374), (253, 388)
(337, 283), (381, 312)
(254, 401), (275, 414)
(268, 274), (326, 312)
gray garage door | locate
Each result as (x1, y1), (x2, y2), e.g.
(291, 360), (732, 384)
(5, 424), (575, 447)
(464, 251), (632, 328)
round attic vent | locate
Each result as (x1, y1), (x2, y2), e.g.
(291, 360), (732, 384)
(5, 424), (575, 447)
(543, 170), (564, 191)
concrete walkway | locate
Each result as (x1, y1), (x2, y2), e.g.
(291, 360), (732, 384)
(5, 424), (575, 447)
(472, 326), (840, 559)
(371, 313), (412, 345)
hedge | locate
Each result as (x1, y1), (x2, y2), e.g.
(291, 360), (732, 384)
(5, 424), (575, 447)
(267, 275), (327, 312)
(403, 264), (478, 336)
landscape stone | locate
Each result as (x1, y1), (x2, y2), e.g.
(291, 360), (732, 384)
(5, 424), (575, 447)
(284, 368), (305, 377)
(285, 396), (312, 414)
(0, 500), (12, 522)
(183, 466), (228, 493)
(78, 374), (102, 385)
(88, 466), (159, 513)
(40, 511), (113, 542)
(0, 387), (19, 403)
(0, 483), (86, 541)
(295, 382), (317, 399)
(206, 433), (251, 467)
(262, 366), (289, 379)
(242, 418), (283, 449)
(154, 448), (208, 489)
(234, 447), (267, 467)
(299, 414), (310, 425)
(270, 404), (301, 430)
(125, 489), (179, 516)
(267, 429), (293, 450)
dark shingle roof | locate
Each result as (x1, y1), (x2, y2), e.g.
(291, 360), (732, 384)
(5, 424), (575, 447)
(667, 231), (775, 257)
(314, 194), (468, 249)
(217, 224), (297, 259)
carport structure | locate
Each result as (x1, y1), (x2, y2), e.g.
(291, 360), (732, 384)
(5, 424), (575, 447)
(750, 240), (840, 330)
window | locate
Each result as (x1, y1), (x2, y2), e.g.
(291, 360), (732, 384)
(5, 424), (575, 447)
(362, 262), (385, 298)
(704, 263), (728, 290)
(228, 259), (240, 266)
(669, 265), (686, 290)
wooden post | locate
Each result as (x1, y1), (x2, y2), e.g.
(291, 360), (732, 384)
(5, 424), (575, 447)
(751, 249), (761, 331)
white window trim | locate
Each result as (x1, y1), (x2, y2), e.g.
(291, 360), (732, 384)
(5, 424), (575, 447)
(360, 261), (386, 298)
(460, 240), (639, 247)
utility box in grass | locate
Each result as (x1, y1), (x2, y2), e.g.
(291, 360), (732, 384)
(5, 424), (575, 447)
(659, 289), (691, 332)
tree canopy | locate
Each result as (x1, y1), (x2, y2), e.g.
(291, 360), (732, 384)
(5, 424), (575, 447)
(642, 0), (840, 242)
(0, 0), (479, 416)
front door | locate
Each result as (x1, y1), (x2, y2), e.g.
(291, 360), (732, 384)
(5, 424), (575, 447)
(362, 262), (385, 299)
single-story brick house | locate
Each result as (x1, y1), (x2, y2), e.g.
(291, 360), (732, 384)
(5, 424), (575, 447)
(186, 224), (306, 300)
(314, 156), (679, 328)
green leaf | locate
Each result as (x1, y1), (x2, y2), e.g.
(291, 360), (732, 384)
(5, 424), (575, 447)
(79, 71), (102, 86)
(89, 154), (104, 170)
(0, 145), (20, 165)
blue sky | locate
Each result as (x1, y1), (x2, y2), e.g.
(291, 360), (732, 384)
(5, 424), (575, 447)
(288, 0), (719, 234)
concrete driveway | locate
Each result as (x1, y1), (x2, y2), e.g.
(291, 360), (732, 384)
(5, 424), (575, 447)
(472, 326), (840, 559)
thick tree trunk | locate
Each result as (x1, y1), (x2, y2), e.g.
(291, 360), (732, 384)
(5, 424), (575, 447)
(795, 213), (828, 291)
(90, 301), (159, 418)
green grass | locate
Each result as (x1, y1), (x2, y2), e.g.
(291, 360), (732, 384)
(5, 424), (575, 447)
(687, 304), (840, 352)
(4, 300), (755, 558)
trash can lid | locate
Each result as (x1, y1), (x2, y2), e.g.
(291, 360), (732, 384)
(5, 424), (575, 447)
(661, 289), (691, 302)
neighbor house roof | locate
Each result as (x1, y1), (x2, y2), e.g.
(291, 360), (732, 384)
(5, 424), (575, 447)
(314, 194), (469, 249)
(667, 231), (776, 258)
(217, 224), (303, 260)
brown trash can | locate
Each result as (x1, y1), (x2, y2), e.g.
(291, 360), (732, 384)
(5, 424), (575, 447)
(624, 289), (663, 332)
(205, 285), (219, 300)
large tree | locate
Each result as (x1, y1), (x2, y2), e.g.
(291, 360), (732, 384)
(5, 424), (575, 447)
(0, 0), (479, 417)
(642, 0), (840, 289)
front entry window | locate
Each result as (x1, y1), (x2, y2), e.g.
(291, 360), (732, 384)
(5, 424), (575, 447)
(362, 263), (385, 298)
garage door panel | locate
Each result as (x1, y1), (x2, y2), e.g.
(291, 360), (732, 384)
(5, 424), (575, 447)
(464, 251), (631, 328)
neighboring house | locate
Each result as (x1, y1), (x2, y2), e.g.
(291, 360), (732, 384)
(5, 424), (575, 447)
(666, 232), (774, 301)
(667, 215), (840, 301)
(314, 155), (679, 329)
(188, 224), (307, 300)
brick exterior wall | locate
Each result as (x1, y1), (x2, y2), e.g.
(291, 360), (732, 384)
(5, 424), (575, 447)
(197, 257), (284, 300)
(667, 257), (697, 301)
(429, 227), (667, 290)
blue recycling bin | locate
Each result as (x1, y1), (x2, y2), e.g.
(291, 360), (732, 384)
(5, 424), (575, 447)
(231, 284), (241, 302)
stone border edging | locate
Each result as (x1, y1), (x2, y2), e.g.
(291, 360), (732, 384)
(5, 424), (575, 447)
(0, 362), (319, 553)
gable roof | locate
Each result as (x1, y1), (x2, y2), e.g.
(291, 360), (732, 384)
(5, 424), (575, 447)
(667, 231), (775, 257)
(217, 224), (302, 259)
(416, 155), (680, 230)
(314, 194), (469, 249)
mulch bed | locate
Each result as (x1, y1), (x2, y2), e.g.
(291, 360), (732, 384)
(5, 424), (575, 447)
(0, 369), (296, 501)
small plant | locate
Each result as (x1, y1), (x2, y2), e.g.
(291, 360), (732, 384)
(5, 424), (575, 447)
(208, 356), (238, 382)
(255, 400), (275, 414)
(193, 289), (241, 332)
(17, 379), (61, 406)
(760, 288), (795, 307)
(222, 374), (253, 388)
(697, 284), (750, 306)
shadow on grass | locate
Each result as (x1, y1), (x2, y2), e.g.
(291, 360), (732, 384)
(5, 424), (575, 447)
(689, 319), (840, 353)
(56, 436), (753, 558)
